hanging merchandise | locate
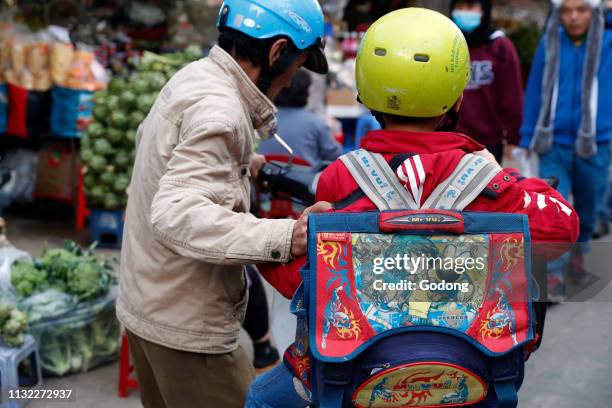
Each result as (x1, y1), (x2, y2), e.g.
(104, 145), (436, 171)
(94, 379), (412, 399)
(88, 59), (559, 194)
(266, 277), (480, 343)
(33, 140), (80, 203)
(50, 42), (74, 87)
(0, 83), (6, 134)
(50, 86), (94, 138)
(5, 82), (52, 138)
(3, 29), (53, 138)
(50, 44), (106, 138)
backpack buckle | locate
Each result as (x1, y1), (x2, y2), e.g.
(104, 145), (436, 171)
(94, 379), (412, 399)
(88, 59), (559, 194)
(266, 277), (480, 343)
(322, 362), (352, 386)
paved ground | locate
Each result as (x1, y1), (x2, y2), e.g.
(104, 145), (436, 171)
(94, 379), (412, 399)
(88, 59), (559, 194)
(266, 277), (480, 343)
(3, 209), (612, 408)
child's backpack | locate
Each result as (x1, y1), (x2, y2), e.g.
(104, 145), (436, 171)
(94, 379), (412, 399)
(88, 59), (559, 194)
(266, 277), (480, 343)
(289, 149), (542, 407)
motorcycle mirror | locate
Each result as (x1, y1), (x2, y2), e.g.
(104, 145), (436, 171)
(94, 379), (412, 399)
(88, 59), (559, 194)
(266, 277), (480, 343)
(273, 133), (294, 167)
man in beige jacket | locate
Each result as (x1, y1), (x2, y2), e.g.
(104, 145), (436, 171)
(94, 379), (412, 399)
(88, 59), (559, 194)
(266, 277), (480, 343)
(117, 1), (329, 406)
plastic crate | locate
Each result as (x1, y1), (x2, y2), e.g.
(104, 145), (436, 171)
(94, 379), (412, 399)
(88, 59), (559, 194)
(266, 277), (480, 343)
(90, 209), (124, 249)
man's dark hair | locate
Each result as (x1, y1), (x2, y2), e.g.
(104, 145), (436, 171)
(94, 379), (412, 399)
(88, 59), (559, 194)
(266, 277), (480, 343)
(274, 70), (312, 108)
(218, 28), (297, 68)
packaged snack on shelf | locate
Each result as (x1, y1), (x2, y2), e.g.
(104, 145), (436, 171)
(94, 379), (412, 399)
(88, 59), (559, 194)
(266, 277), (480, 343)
(51, 42), (75, 87)
(65, 45), (108, 91)
(28, 32), (52, 91)
(51, 86), (94, 138)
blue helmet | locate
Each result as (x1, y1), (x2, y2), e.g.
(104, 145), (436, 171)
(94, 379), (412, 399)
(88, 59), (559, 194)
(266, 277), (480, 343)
(216, 0), (328, 74)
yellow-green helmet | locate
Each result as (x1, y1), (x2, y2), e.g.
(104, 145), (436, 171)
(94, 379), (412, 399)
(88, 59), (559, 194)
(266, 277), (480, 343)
(356, 8), (471, 118)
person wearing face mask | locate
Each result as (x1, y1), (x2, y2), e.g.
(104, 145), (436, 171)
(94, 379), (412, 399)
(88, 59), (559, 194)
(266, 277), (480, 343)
(519, 0), (612, 301)
(117, 1), (334, 407)
(449, 0), (524, 163)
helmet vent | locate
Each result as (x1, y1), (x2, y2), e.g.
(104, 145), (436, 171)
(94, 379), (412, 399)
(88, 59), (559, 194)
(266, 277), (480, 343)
(374, 48), (387, 57)
(414, 54), (430, 63)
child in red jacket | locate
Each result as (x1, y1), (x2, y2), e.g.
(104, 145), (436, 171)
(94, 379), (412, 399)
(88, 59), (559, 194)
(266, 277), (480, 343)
(246, 8), (579, 408)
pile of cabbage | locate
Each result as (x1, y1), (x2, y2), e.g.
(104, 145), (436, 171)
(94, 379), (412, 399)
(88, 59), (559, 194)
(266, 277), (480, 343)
(10, 241), (119, 376)
(81, 45), (203, 210)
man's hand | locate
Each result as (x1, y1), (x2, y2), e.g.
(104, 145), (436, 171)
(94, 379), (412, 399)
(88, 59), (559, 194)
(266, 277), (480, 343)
(250, 154), (266, 180)
(473, 148), (499, 164)
(290, 201), (333, 258)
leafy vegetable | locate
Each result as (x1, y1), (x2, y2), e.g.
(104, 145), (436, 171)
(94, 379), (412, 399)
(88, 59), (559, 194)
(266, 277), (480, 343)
(11, 260), (47, 296)
(11, 241), (115, 301)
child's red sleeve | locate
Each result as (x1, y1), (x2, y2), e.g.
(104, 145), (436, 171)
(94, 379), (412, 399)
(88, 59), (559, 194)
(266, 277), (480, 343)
(475, 168), (579, 260)
(258, 161), (342, 299)
(258, 257), (306, 299)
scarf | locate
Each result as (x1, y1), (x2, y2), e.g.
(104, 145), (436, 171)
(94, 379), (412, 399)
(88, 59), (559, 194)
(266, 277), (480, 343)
(531, 3), (604, 158)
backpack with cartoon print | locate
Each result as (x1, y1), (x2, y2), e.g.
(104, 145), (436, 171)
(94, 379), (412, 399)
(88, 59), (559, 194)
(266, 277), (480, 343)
(288, 149), (542, 408)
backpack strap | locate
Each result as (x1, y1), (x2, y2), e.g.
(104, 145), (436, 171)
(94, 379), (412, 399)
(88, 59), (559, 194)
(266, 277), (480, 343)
(422, 153), (502, 211)
(339, 149), (418, 211)
(491, 350), (522, 408)
(317, 362), (352, 408)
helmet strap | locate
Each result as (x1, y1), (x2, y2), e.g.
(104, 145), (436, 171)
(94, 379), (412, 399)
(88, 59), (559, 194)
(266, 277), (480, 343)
(436, 107), (460, 132)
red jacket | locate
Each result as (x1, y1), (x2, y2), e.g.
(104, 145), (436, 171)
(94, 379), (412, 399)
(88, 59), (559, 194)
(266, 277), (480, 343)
(260, 130), (579, 299)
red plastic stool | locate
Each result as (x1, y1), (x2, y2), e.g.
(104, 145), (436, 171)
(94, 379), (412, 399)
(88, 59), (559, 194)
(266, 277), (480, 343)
(118, 331), (139, 398)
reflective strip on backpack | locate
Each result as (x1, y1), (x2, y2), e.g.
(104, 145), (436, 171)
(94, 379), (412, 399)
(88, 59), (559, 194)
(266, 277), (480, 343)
(423, 153), (502, 211)
(341, 150), (501, 212)
(340, 149), (418, 211)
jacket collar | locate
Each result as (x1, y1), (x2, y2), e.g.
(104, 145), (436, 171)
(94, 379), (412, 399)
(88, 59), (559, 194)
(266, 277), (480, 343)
(208, 45), (277, 130)
(360, 130), (485, 155)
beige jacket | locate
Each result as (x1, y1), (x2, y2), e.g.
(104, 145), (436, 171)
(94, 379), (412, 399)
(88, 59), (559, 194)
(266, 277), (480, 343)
(117, 46), (296, 354)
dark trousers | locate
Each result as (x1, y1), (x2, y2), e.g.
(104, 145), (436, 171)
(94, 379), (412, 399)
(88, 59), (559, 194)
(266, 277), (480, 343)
(126, 330), (255, 408)
(487, 143), (504, 164)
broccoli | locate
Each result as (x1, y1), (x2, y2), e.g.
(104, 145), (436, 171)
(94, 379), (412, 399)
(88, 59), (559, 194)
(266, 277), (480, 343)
(0, 305), (27, 348)
(3, 333), (24, 348)
(0, 302), (12, 323)
(39, 247), (78, 282)
(66, 260), (108, 300)
(11, 260), (47, 296)
(3, 309), (27, 335)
